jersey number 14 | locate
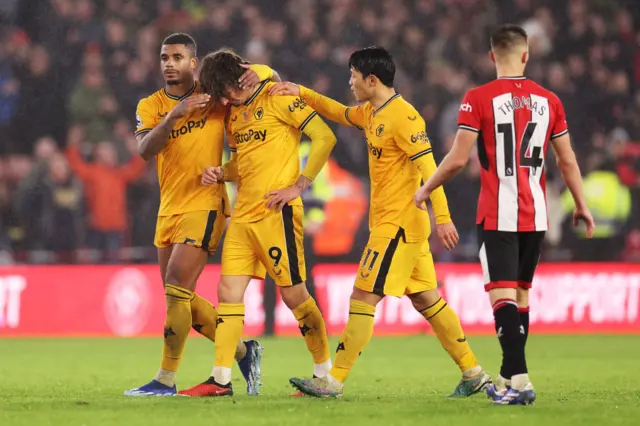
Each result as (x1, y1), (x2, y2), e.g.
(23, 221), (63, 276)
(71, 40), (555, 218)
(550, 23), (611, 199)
(497, 122), (544, 176)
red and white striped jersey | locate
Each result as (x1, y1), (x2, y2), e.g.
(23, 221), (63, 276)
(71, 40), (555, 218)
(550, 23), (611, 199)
(457, 76), (568, 232)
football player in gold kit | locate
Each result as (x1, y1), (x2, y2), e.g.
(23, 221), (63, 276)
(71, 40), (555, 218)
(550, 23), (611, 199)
(124, 34), (276, 397)
(271, 47), (491, 397)
(178, 49), (337, 397)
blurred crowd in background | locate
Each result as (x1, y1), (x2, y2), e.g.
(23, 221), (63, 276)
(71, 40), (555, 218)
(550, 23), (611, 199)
(0, 0), (639, 265)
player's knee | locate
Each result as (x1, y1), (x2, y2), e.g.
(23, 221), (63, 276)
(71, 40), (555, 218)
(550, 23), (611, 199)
(488, 287), (518, 305)
(350, 286), (383, 306)
(408, 289), (441, 312)
(164, 264), (195, 291)
(280, 283), (310, 310)
(516, 287), (529, 308)
(218, 275), (250, 303)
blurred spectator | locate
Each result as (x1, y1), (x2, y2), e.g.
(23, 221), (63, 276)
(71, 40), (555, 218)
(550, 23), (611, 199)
(42, 152), (82, 256)
(561, 154), (631, 261)
(615, 139), (640, 229)
(65, 126), (146, 262)
(16, 151), (83, 262)
(68, 67), (118, 143)
(11, 44), (67, 153)
(0, 36), (19, 144)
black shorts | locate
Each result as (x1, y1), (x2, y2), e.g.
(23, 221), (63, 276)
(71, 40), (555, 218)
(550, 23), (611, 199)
(477, 224), (545, 292)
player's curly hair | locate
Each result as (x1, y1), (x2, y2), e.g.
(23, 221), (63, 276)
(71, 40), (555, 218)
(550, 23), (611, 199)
(199, 49), (249, 99)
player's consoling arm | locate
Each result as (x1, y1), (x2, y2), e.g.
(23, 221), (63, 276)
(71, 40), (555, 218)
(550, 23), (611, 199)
(414, 128), (477, 209)
(300, 86), (366, 129)
(269, 83), (364, 129)
(238, 64), (277, 89)
(137, 94), (211, 161)
(136, 116), (178, 161)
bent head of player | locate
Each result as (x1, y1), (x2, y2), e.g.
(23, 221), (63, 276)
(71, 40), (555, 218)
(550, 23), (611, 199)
(489, 24), (529, 75)
(160, 33), (197, 86)
(199, 49), (250, 106)
(347, 46), (395, 103)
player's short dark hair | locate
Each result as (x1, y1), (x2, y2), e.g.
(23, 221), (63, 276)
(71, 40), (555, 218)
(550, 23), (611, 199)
(490, 24), (528, 53)
(162, 32), (197, 57)
(348, 46), (395, 87)
(199, 49), (248, 99)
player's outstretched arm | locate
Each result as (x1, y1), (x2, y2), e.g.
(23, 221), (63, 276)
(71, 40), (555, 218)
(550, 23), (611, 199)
(269, 82), (365, 130)
(265, 113), (337, 212)
(137, 94), (211, 161)
(414, 128), (477, 209)
(551, 133), (595, 238)
(238, 64), (279, 89)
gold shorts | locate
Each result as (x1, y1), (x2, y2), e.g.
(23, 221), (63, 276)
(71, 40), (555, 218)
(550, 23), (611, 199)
(221, 205), (306, 286)
(355, 227), (437, 298)
(154, 210), (226, 254)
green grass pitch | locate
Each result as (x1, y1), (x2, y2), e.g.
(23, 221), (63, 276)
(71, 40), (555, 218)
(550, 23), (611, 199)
(1, 335), (639, 426)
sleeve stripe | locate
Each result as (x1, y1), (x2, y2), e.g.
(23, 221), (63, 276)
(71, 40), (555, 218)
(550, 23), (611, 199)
(298, 111), (318, 131)
(229, 148), (237, 152)
(458, 124), (479, 133)
(135, 129), (152, 136)
(345, 108), (363, 130)
(410, 148), (433, 161)
(550, 129), (569, 139)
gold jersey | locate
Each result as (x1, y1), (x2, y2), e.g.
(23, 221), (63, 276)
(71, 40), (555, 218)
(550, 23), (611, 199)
(135, 82), (230, 216)
(301, 87), (451, 242)
(227, 80), (321, 222)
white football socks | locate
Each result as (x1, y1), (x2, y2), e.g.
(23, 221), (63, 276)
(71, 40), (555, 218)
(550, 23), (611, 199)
(511, 373), (532, 391)
(212, 366), (232, 385)
(314, 360), (332, 378)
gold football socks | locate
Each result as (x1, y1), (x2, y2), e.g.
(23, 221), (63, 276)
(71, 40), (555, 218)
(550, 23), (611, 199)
(329, 299), (376, 383)
(212, 303), (245, 385)
(420, 297), (479, 373)
(157, 284), (193, 385)
(292, 297), (332, 377)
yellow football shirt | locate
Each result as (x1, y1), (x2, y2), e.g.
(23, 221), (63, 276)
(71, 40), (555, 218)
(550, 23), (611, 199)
(135, 82), (230, 216)
(227, 81), (321, 223)
(301, 87), (451, 242)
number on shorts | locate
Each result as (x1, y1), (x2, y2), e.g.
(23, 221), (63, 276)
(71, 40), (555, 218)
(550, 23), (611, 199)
(269, 246), (283, 267)
(361, 248), (380, 271)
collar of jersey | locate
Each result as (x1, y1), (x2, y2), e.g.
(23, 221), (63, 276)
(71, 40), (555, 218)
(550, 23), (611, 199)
(244, 80), (270, 106)
(164, 83), (197, 101)
(372, 93), (401, 116)
(498, 76), (527, 80)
